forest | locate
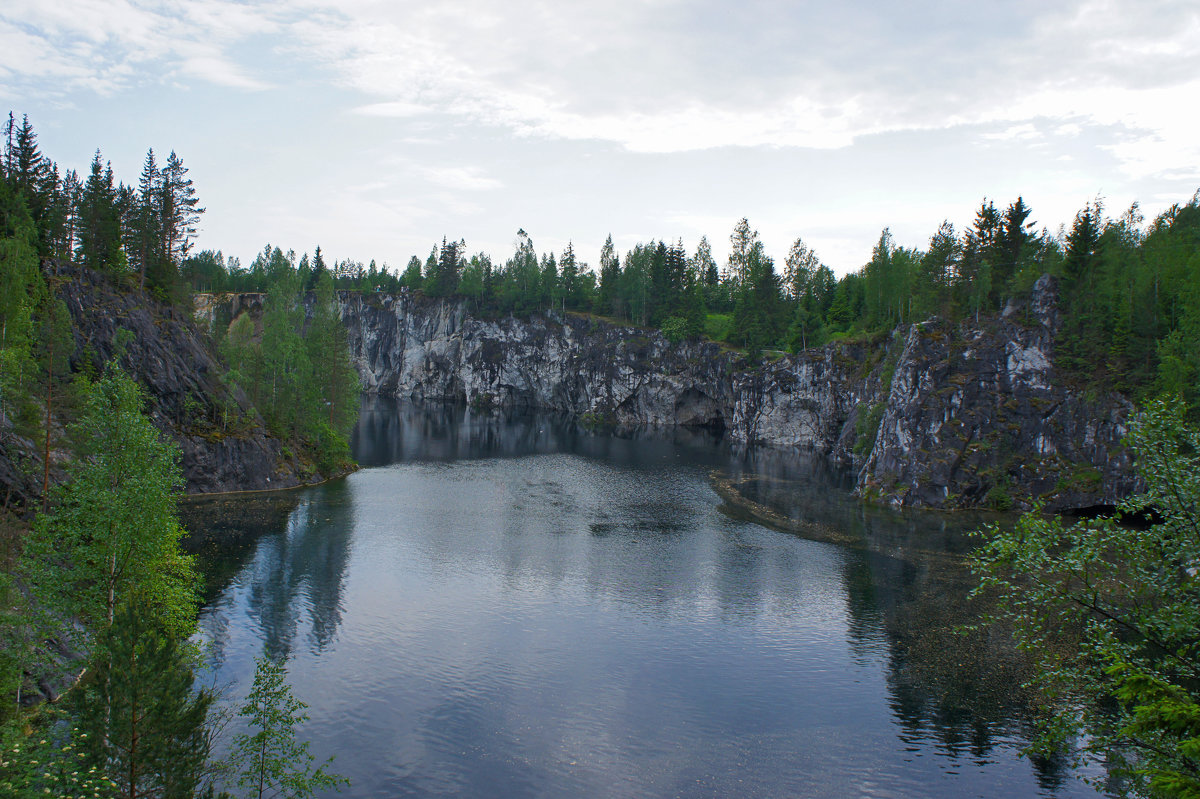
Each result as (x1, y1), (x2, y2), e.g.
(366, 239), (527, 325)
(3, 109), (1200, 797)
(0, 114), (353, 795)
(183, 194), (1200, 414)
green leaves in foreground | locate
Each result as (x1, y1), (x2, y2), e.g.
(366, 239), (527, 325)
(229, 656), (347, 799)
(22, 367), (198, 640)
(73, 603), (215, 799)
(971, 396), (1200, 797)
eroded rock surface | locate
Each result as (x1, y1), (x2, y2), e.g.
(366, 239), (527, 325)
(335, 275), (1135, 511)
(1, 264), (321, 499)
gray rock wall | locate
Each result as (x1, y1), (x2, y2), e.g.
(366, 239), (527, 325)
(335, 276), (1136, 511)
(53, 265), (320, 495)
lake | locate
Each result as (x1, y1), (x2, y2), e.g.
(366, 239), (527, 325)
(184, 397), (1104, 798)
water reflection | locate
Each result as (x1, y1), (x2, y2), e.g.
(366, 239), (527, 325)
(713, 440), (1082, 787)
(185, 481), (355, 662)
(189, 396), (1099, 797)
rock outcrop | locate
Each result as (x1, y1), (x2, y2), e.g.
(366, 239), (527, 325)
(856, 277), (1137, 509)
(336, 276), (1135, 511)
(0, 263), (326, 503)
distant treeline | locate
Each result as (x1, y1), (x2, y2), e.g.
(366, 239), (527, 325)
(187, 192), (1200, 409)
(5, 110), (1198, 410)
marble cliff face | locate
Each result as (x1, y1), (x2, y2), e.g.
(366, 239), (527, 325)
(336, 275), (1136, 511)
(1, 265), (1131, 513)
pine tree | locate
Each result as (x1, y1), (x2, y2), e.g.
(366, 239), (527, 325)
(399, 255), (423, 290)
(559, 241), (579, 310)
(539, 252), (557, 310)
(151, 151), (202, 297)
(33, 294), (72, 511)
(59, 168), (82, 261)
(992, 197), (1035, 302)
(159, 151), (202, 263)
(732, 242), (783, 354)
(73, 603), (215, 799)
(914, 221), (957, 320)
(595, 234), (621, 317)
(37, 162), (72, 261)
(430, 237), (461, 297)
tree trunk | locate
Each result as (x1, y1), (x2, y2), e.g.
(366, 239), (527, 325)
(41, 333), (53, 513)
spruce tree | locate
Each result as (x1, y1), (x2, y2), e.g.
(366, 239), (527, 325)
(73, 603), (214, 799)
(595, 234), (620, 317)
(134, 148), (162, 290)
(77, 151), (123, 273)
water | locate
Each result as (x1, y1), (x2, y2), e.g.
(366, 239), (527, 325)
(184, 397), (1104, 798)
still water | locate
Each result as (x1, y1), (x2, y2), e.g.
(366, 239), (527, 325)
(184, 398), (1104, 798)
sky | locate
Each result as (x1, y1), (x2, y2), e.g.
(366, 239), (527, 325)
(1, 0), (1198, 276)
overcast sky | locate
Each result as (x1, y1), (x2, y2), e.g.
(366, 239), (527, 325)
(2, 0), (1198, 275)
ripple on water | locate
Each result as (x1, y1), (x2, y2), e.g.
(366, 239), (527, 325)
(193, 401), (1105, 799)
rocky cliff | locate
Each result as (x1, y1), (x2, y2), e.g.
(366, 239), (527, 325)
(336, 276), (1136, 511)
(0, 263), (326, 507)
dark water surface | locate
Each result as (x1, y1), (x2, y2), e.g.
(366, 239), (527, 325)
(183, 397), (1104, 798)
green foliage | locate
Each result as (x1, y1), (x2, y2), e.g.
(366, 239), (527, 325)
(0, 570), (31, 728)
(660, 316), (688, 343)
(704, 313), (733, 342)
(219, 267), (359, 474)
(22, 367), (198, 637)
(0, 708), (119, 798)
(0, 177), (44, 440)
(228, 656), (347, 799)
(853, 402), (884, 457)
(73, 603), (214, 799)
(970, 397), (1200, 796)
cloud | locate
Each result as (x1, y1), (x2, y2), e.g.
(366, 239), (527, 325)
(982, 123), (1043, 143)
(4, 0), (1197, 187)
(0, 0), (280, 94)
(353, 101), (429, 118)
(417, 166), (502, 192)
(263, 0), (1199, 187)
(178, 54), (273, 91)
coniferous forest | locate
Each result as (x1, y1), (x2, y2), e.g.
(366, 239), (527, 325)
(0, 114), (352, 796)
(187, 186), (1200, 411)
(3, 108), (1200, 798)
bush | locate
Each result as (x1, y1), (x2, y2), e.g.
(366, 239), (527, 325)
(970, 397), (1200, 797)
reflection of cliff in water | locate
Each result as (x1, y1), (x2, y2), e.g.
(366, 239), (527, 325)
(185, 481), (355, 663)
(197, 396), (1083, 791)
(353, 395), (728, 469)
(713, 439), (1078, 789)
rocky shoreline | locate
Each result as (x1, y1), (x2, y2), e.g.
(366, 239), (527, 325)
(324, 275), (1136, 511)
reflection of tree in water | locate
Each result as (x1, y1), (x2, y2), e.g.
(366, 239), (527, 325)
(842, 551), (1078, 792)
(244, 480), (355, 660)
(719, 447), (1078, 790)
(186, 482), (355, 663)
(181, 493), (303, 603)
